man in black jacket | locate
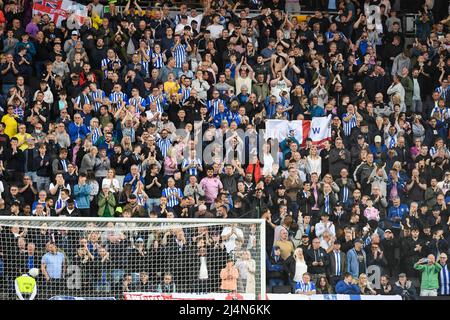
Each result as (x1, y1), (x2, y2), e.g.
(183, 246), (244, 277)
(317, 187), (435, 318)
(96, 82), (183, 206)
(401, 227), (426, 278)
(33, 144), (51, 192)
(381, 229), (400, 277)
(328, 138), (351, 179)
(305, 237), (330, 284)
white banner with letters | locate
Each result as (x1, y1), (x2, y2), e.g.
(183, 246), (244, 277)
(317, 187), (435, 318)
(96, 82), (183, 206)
(265, 116), (332, 145)
(265, 294), (402, 300)
(124, 292), (255, 300)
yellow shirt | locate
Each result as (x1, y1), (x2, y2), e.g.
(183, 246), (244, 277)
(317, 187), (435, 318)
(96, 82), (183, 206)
(164, 81), (180, 96)
(1, 114), (18, 138)
(14, 133), (32, 151)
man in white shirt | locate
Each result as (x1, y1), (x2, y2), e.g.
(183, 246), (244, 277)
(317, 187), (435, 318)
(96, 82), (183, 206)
(315, 213), (336, 242)
(188, 8), (203, 33)
(387, 75), (406, 112)
(206, 14), (224, 40)
(175, 15), (189, 35)
(221, 224), (244, 254)
(89, 0), (104, 18)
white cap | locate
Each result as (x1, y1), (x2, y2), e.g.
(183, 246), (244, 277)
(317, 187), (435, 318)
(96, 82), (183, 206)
(29, 268), (39, 278)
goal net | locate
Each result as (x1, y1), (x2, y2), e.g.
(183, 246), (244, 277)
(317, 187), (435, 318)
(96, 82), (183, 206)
(0, 217), (265, 300)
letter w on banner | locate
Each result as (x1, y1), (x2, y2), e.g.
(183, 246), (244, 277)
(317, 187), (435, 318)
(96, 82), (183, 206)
(265, 115), (332, 146)
(33, 0), (88, 28)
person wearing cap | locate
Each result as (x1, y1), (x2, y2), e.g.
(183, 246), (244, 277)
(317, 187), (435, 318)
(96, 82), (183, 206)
(15, 268), (39, 300)
(414, 254), (442, 296)
(346, 238), (367, 278)
(369, 135), (388, 161)
(393, 273), (418, 300)
(381, 229), (400, 277)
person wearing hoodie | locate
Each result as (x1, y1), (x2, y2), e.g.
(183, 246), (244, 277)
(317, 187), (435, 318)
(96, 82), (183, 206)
(393, 273), (418, 300)
(335, 272), (360, 294)
(266, 246), (286, 292)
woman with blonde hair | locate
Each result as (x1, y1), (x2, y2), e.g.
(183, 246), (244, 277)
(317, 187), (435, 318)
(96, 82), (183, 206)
(285, 247), (308, 290)
(102, 168), (121, 193)
(306, 145), (322, 178)
(358, 273), (377, 295)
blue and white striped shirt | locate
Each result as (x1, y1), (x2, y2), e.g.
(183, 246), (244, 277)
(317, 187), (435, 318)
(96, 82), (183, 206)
(128, 96), (147, 116)
(162, 187), (183, 207)
(109, 92), (128, 104)
(430, 107), (450, 120)
(440, 264), (450, 296)
(88, 126), (101, 144)
(152, 52), (164, 69)
(101, 58), (121, 78)
(179, 87), (191, 103)
(181, 158), (202, 176)
(74, 93), (92, 107)
(157, 137), (172, 158)
(90, 90), (105, 112)
(55, 198), (78, 211)
(334, 251), (341, 276)
(436, 86), (450, 101)
(342, 113), (357, 136)
(207, 99), (226, 117)
(147, 94), (165, 113)
(295, 280), (316, 293)
(141, 49), (152, 76)
(172, 44), (187, 69)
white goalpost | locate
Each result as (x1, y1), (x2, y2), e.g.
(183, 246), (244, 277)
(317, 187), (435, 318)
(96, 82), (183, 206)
(0, 217), (265, 300)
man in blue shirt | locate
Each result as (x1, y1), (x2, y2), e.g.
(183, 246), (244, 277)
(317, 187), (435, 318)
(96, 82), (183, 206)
(387, 196), (409, 235)
(295, 272), (316, 295)
(68, 113), (89, 144)
(41, 241), (65, 299)
(335, 272), (360, 294)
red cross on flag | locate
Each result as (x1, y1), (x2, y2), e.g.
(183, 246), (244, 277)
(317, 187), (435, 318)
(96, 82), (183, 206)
(33, 0), (88, 29)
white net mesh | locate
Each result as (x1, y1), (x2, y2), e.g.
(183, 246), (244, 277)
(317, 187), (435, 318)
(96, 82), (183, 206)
(0, 217), (265, 300)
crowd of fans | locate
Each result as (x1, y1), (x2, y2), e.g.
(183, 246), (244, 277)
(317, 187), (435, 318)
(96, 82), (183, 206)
(0, 0), (449, 299)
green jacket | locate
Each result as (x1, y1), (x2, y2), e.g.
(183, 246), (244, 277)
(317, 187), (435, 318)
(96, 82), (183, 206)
(414, 262), (442, 290)
(98, 191), (116, 217)
(401, 76), (413, 107)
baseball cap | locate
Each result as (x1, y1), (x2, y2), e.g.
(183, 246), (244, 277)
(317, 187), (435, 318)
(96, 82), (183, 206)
(384, 229), (393, 234)
(354, 238), (364, 244)
(136, 237), (144, 243)
(374, 135), (382, 143)
(129, 194), (137, 200)
(71, 30), (79, 36)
